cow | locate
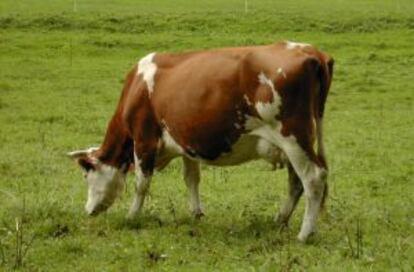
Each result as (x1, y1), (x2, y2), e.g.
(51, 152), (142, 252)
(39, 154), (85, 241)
(68, 41), (334, 242)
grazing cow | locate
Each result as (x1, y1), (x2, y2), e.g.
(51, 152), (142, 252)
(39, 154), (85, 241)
(68, 41), (334, 242)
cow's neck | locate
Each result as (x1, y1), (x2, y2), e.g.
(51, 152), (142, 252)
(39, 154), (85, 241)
(97, 114), (133, 169)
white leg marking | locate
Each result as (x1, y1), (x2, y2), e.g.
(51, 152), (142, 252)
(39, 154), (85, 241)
(256, 138), (285, 168)
(137, 52), (157, 95)
(280, 138), (327, 241)
(183, 158), (203, 218)
(127, 151), (152, 218)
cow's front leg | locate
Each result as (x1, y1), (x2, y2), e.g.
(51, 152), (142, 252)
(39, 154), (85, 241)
(127, 166), (152, 219)
(127, 142), (156, 219)
(183, 157), (204, 219)
(275, 163), (303, 227)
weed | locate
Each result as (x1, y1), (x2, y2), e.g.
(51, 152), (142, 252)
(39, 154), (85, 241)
(344, 216), (365, 260)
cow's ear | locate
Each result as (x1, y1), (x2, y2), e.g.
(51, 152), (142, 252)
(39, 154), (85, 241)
(78, 157), (96, 172)
(67, 147), (99, 172)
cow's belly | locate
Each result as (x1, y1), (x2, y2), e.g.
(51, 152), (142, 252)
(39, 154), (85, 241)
(201, 134), (259, 166)
(202, 134), (285, 166)
(157, 130), (285, 168)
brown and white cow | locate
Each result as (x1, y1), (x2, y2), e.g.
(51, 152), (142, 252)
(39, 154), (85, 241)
(68, 41), (334, 242)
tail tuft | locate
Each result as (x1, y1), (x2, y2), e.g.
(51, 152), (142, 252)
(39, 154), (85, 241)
(320, 181), (329, 210)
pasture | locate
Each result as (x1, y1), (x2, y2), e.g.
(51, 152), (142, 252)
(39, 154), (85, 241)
(0, 0), (413, 270)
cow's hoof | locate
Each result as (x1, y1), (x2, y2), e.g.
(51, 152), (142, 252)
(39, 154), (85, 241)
(297, 233), (307, 243)
(276, 221), (289, 233)
(126, 212), (138, 220)
(274, 214), (289, 230)
(193, 210), (205, 220)
(297, 231), (316, 243)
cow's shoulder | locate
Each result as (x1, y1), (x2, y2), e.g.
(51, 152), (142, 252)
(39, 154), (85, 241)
(152, 51), (200, 69)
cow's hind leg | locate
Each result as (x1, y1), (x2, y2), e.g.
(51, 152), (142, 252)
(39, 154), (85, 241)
(297, 167), (327, 241)
(279, 140), (327, 242)
(275, 163), (303, 227)
(183, 157), (204, 219)
(127, 140), (158, 219)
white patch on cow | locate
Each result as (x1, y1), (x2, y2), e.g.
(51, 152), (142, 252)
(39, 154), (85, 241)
(258, 71), (273, 88)
(255, 72), (281, 123)
(153, 122), (188, 169)
(286, 41), (311, 50)
(137, 52), (157, 95)
(277, 67), (287, 79)
(243, 94), (252, 106)
(162, 129), (184, 155)
(84, 161), (126, 215)
(244, 114), (264, 130)
(256, 138), (286, 166)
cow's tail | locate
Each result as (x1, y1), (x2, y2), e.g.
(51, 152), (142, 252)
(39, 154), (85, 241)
(316, 117), (329, 210)
(315, 55), (334, 209)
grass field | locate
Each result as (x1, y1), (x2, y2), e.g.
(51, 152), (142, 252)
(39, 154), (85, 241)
(1, 0), (413, 271)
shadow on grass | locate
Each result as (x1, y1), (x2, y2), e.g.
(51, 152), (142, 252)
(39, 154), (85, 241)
(110, 211), (320, 246)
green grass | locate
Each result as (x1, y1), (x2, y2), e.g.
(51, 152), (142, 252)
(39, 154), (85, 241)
(0, 0), (413, 271)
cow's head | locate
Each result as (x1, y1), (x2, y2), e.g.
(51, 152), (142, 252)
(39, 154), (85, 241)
(68, 147), (126, 216)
